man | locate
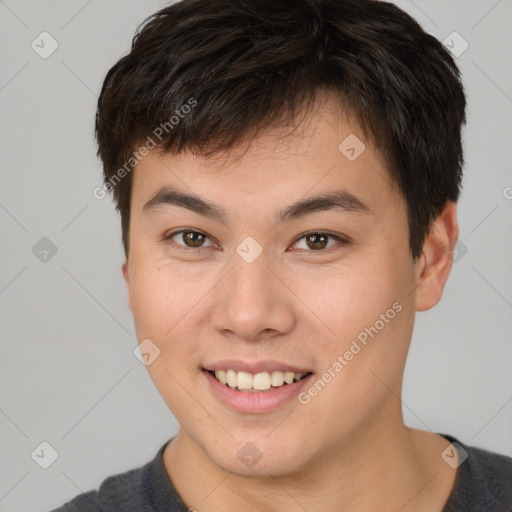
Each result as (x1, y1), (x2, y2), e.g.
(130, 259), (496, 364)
(52, 0), (512, 510)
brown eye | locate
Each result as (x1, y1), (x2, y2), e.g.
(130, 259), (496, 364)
(182, 230), (206, 247)
(292, 232), (347, 252)
(305, 233), (329, 250)
(167, 229), (214, 250)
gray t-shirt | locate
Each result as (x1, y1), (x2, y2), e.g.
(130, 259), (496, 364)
(50, 434), (512, 511)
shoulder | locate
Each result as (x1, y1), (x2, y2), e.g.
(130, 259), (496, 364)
(442, 434), (512, 511)
(48, 445), (167, 512)
(464, 442), (512, 501)
(49, 465), (147, 512)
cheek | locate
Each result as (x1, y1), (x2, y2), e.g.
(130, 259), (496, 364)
(128, 260), (210, 361)
(130, 271), (171, 332)
(295, 253), (415, 406)
(295, 259), (405, 344)
(129, 256), (195, 324)
(297, 301), (414, 446)
(127, 261), (185, 359)
(128, 263), (202, 400)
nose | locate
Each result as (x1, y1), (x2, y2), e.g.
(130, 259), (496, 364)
(210, 252), (296, 342)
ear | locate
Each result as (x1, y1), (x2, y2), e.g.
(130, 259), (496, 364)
(414, 201), (459, 312)
(122, 260), (133, 312)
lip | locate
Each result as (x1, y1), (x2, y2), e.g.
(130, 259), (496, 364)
(203, 359), (312, 374)
(202, 368), (313, 414)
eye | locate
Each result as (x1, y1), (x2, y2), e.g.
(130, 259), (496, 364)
(163, 229), (348, 254)
(290, 231), (348, 252)
(164, 229), (216, 251)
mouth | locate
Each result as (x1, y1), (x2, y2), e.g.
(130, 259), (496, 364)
(205, 368), (313, 393)
(201, 360), (314, 413)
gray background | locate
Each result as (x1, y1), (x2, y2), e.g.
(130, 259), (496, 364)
(0, 1), (511, 511)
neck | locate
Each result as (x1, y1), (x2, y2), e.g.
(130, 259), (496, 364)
(163, 405), (456, 512)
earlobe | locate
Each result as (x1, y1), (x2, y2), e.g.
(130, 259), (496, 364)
(414, 201), (459, 312)
(122, 261), (132, 312)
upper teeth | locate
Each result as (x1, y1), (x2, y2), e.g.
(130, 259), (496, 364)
(213, 370), (306, 391)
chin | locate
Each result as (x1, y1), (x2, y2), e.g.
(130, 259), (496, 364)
(198, 430), (312, 479)
(214, 449), (308, 479)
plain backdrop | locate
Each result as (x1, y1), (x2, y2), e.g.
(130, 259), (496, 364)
(0, 1), (511, 511)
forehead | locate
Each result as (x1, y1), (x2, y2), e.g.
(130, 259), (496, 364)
(131, 98), (403, 223)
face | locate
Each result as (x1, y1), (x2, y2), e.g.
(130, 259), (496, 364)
(123, 98), (424, 477)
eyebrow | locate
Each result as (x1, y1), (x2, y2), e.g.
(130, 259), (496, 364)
(142, 186), (371, 224)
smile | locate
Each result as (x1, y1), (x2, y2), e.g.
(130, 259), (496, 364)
(208, 369), (311, 392)
(202, 363), (314, 413)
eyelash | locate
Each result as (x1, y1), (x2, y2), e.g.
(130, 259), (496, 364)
(163, 229), (349, 255)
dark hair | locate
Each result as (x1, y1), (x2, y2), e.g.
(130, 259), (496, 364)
(95, 0), (466, 260)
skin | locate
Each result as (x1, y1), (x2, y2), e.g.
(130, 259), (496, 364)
(122, 95), (460, 511)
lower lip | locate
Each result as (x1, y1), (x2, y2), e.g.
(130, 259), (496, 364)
(202, 370), (313, 414)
